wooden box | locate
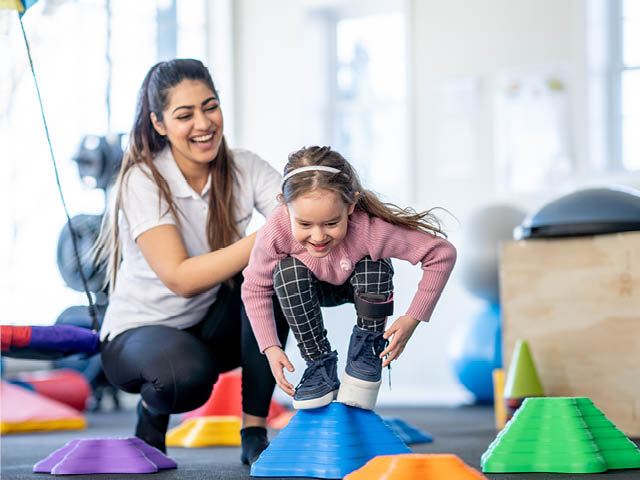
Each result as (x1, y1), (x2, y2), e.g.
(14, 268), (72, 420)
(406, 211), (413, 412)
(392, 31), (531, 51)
(500, 232), (640, 436)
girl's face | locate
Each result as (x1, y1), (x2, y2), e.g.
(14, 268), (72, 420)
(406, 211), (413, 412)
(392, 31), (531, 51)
(151, 79), (223, 170)
(287, 188), (355, 258)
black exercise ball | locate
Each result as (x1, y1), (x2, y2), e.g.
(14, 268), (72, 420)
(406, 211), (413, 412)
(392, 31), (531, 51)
(515, 186), (640, 239)
(56, 214), (106, 293)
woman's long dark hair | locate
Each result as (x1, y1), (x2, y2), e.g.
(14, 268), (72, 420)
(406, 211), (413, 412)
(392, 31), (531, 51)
(281, 146), (446, 236)
(96, 59), (239, 291)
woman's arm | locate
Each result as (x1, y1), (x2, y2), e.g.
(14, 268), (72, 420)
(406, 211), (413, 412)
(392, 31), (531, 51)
(137, 225), (257, 298)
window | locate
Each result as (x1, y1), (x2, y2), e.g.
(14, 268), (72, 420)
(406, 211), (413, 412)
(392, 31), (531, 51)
(618, 0), (640, 170)
(306, 4), (410, 204)
(0, 0), (207, 326)
(333, 11), (410, 202)
(494, 68), (572, 193)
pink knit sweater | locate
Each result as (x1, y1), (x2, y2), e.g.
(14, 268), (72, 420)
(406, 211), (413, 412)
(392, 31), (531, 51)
(242, 205), (457, 352)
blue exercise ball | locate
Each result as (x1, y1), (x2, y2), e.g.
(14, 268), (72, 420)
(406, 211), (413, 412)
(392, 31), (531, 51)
(447, 304), (502, 403)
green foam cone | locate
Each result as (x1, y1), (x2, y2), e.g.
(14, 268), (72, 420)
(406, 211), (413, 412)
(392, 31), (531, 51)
(504, 340), (544, 400)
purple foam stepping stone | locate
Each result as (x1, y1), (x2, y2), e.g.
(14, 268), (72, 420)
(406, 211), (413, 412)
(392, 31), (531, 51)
(130, 437), (177, 469)
(33, 437), (177, 475)
(52, 438), (158, 474)
(33, 439), (80, 473)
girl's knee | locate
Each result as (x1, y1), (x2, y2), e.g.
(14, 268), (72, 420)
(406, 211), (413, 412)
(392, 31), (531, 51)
(273, 256), (313, 289)
(351, 258), (394, 301)
(354, 258), (394, 281)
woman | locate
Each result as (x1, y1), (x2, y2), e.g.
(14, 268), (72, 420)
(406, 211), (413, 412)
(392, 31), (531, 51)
(97, 59), (288, 465)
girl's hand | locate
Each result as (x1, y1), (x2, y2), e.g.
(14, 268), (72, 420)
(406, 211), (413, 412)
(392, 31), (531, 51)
(264, 346), (296, 396)
(380, 315), (420, 367)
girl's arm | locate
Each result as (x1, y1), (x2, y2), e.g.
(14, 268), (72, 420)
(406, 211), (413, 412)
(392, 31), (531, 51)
(360, 214), (457, 364)
(367, 216), (457, 323)
(380, 315), (420, 367)
(241, 207), (290, 353)
(264, 346), (295, 396)
(137, 225), (257, 298)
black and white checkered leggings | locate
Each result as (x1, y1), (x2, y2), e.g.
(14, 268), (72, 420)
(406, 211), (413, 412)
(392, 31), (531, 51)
(273, 256), (394, 363)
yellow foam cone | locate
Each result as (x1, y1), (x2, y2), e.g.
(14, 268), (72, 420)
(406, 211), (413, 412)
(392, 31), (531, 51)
(492, 368), (506, 430)
(166, 416), (241, 447)
(0, 0), (25, 12)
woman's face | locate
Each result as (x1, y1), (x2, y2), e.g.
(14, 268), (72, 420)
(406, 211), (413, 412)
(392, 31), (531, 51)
(151, 79), (224, 170)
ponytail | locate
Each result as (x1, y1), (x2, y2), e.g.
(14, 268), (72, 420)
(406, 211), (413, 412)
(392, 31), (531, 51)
(281, 146), (445, 237)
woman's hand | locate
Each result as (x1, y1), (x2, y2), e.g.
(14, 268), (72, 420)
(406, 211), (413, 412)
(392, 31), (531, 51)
(264, 345), (295, 396)
(380, 315), (420, 368)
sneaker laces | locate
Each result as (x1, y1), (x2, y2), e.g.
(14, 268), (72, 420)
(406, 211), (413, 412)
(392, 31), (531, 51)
(353, 330), (392, 389)
(295, 352), (337, 392)
(381, 338), (392, 390)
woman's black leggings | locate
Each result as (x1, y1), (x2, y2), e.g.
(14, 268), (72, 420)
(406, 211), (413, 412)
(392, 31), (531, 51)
(101, 275), (289, 417)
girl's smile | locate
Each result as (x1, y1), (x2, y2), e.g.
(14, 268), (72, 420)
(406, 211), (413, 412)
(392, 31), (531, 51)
(309, 240), (331, 252)
(286, 189), (355, 258)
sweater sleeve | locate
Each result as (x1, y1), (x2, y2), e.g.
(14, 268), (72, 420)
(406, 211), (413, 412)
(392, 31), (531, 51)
(362, 215), (457, 322)
(241, 208), (289, 352)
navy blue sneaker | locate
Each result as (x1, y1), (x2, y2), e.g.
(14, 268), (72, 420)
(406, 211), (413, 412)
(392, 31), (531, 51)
(293, 350), (340, 410)
(337, 326), (387, 410)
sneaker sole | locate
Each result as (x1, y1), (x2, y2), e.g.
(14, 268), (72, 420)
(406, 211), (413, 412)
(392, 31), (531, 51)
(336, 372), (381, 410)
(292, 389), (338, 410)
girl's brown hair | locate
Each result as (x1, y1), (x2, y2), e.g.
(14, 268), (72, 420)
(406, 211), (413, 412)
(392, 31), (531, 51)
(96, 59), (239, 291)
(281, 146), (445, 236)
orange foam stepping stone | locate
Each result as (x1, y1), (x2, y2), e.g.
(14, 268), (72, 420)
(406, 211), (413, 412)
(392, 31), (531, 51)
(183, 369), (288, 424)
(344, 454), (488, 479)
(0, 381), (86, 434)
(268, 410), (296, 430)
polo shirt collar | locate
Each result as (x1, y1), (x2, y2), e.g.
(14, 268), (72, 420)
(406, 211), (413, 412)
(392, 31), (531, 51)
(155, 146), (212, 199)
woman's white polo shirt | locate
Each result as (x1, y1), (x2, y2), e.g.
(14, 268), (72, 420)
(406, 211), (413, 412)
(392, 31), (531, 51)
(100, 147), (281, 341)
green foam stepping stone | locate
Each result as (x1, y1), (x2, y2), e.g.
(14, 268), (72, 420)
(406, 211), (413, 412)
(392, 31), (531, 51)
(481, 397), (640, 473)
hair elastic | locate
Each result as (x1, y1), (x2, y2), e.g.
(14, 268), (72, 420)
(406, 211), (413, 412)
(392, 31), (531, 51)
(281, 165), (342, 188)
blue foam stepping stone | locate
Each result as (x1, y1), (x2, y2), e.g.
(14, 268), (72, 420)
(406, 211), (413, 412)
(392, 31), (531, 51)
(381, 416), (433, 444)
(251, 402), (412, 478)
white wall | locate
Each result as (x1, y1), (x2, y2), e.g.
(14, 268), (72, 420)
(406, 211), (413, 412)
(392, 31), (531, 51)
(409, 0), (587, 402)
(230, 0), (630, 406)
(234, 0), (321, 173)
(413, 0), (580, 215)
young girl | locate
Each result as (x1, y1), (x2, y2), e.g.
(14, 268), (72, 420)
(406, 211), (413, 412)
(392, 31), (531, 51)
(242, 146), (456, 410)
(97, 59), (288, 464)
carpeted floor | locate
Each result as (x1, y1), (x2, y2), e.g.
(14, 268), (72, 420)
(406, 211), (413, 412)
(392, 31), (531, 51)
(2, 403), (639, 479)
